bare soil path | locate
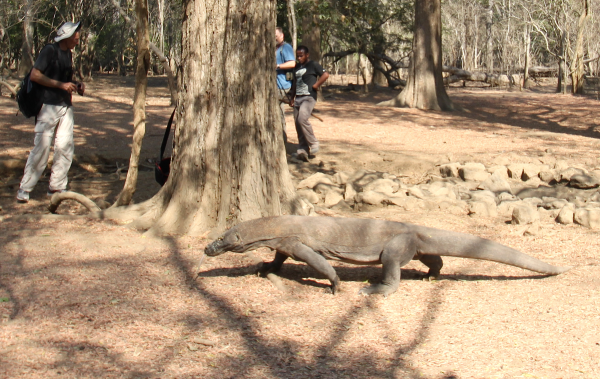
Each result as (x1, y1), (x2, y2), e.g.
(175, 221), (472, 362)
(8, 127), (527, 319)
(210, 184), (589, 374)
(1, 76), (599, 378)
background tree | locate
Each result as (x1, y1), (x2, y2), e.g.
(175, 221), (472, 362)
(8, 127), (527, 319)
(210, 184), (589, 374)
(379, 0), (454, 111)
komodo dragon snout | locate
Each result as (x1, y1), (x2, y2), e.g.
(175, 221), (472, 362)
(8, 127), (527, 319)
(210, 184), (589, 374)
(203, 215), (571, 296)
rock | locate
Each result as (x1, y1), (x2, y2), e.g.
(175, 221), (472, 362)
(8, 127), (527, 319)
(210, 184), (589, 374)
(497, 192), (516, 202)
(478, 171), (512, 193)
(298, 173), (335, 189)
(352, 171), (383, 188)
(330, 200), (353, 212)
(559, 167), (586, 182)
(459, 163), (490, 182)
(512, 204), (540, 225)
(507, 164), (525, 179)
(553, 160), (570, 172)
(538, 154), (556, 167)
(486, 165), (508, 178)
(539, 170), (557, 183)
(574, 208), (600, 229)
(314, 183), (342, 196)
(569, 174), (599, 189)
(523, 223), (540, 236)
(497, 200), (521, 217)
(324, 191), (344, 207)
(523, 197), (543, 207)
(468, 197), (497, 217)
(297, 189), (320, 204)
(521, 164), (541, 181)
(358, 191), (387, 206)
(468, 190), (497, 202)
(542, 198), (568, 210)
(344, 184), (357, 203)
(363, 178), (400, 195)
(407, 186), (427, 200)
(429, 186), (457, 201)
(332, 171), (351, 185)
(439, 162), (461, 178)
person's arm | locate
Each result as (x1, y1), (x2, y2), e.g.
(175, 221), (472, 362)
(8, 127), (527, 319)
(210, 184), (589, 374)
(30, 68), (77, 94)
(277, 60), (296, 70)
(312, 71), (330, 91)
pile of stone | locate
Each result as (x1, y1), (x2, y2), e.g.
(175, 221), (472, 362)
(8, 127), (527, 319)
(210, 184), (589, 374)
(295, 158), (600, 229)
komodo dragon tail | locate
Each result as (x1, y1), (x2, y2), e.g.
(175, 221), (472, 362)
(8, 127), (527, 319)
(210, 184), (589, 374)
(415, 226), (571, 275)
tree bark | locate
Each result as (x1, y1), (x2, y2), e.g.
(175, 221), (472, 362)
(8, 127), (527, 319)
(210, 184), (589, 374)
(570, 0), (589, 95)
(485, 0), (494, 71)
(120, 0), (298, 236)
(522, 24), (530, 89)
(18, 0), (35, 77)
(113, 0), (150, 207)
(286, 0), (297, 52)
(378, 0), (454, 111)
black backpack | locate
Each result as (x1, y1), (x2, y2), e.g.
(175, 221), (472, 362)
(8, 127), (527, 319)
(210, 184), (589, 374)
(16, 44), (58, 118)
(154, 108), (176, 186)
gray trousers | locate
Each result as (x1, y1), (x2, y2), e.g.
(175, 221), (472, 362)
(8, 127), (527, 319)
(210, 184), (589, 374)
(293, 95), (319, 154)
(278, 88), (289, 144)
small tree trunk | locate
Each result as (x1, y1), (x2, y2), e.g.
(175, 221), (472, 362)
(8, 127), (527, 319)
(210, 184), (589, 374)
(522, 25), (531, 89)
(485, 0), (494, 71)
(286, 0), (297, 52)
(113, 0), (150, 207)
(570, 0), (589, 94)
(18, 0), (35, 76)
(358, 53), (369, 93)
(379, 0), (453, 111)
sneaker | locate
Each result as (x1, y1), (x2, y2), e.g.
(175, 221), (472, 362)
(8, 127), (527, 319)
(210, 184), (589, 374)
(16, 189), (30, 203)
(296, 150), (309, 162)
(310, 145), (320, 155)
(47, 189), (66, 197)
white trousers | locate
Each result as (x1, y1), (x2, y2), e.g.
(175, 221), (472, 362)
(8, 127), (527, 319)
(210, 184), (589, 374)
(20, 103), (74, 192)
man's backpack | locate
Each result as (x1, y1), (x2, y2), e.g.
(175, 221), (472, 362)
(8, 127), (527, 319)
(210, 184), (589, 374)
(16, 44), (59, 118)
(16, 73), (44, 118)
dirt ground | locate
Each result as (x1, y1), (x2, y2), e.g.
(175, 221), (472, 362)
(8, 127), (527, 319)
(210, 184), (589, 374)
(1, 76), (599, 379)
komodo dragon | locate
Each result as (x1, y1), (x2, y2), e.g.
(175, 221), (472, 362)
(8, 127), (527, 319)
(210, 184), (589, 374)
(204, 216), (570, 296)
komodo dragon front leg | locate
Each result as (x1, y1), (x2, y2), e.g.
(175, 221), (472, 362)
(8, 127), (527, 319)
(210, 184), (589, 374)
(358, 234), (418, 297)
(261, 237), (341, 294)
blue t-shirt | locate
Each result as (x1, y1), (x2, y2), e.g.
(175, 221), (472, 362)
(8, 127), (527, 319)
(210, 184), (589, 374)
(276, 42), (295, 90)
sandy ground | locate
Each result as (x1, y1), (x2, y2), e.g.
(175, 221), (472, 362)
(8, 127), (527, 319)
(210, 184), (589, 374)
(1, 75), (599, 379)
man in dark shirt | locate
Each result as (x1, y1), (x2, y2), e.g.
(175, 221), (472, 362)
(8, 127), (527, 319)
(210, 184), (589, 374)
(289, 45), (329, 161)
(17, 21), (85, 203)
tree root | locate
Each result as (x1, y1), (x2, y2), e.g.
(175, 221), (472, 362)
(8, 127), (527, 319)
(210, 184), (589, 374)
(48, 191), (101, 214)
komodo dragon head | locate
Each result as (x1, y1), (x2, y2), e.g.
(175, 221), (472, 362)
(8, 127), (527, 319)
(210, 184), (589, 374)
(205, 217), (282, 256)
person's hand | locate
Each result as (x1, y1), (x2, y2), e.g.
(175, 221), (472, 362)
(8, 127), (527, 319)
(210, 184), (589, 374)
(289, 98), (295, 107)
(77, 82), (85, 96)
(60, 82), (77, 94)
(312, 84), (320, 91)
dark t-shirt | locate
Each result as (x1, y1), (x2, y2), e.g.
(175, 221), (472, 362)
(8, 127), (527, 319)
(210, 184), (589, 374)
(33, 43), (74, 106)
(293, 60), (326, 101)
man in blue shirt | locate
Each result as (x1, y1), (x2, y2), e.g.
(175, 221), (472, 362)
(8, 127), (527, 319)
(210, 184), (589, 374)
(275, 27), (296, 144)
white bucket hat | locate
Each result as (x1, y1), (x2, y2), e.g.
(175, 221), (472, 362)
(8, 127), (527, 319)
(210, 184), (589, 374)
(54, 21), (81, 42)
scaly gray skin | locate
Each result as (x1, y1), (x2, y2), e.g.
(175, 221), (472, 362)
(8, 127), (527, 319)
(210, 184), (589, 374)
(205, 216), (570, 296)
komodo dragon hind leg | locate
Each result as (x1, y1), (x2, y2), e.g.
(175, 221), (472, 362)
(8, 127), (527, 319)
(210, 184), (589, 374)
(417, 254), (443, 281)
(257, 252), (288, 276)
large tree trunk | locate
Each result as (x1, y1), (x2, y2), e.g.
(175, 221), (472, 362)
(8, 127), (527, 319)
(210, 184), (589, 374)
(113, 0), (150, 207)
(118, 0), (298, 236)
(378, 0), (454, 111)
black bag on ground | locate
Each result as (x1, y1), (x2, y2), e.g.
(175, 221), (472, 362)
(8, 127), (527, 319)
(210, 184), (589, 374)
(155, 108), (176, 186)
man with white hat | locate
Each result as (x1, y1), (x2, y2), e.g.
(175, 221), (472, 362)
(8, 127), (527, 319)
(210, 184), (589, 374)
(17, 21), (85, 202)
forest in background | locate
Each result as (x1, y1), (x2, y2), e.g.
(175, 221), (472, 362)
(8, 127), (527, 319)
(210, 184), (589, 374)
(1, 0), (599, 96)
